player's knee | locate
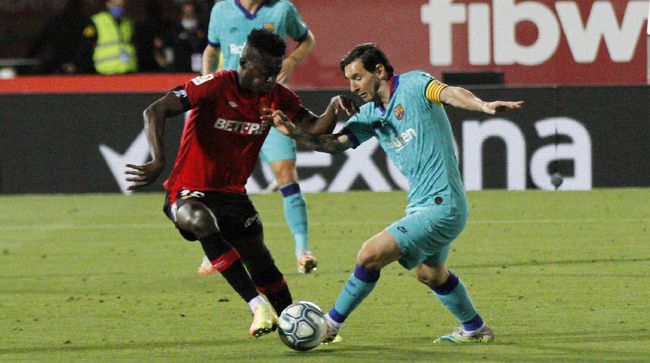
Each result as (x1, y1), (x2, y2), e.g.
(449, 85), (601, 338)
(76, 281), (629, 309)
(415, 266), (448, 288)
(176, 204), (218, 238)
(356, 248), (382, 270)
(272, 160), (297, 185)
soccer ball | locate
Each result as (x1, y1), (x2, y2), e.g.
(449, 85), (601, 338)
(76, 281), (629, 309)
(278, 301), (328, 351)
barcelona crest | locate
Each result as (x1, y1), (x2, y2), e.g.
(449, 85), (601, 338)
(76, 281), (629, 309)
(263, 22), (276, 32)
(393, 104), (405, 120)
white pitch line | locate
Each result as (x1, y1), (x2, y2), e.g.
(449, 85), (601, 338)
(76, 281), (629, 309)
(0, 218), (648, 231)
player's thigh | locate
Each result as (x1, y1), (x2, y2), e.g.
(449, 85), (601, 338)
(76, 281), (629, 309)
(259, 128), (297, 165)
(356, 230), (402, 270)
(386, 208), (464, 270)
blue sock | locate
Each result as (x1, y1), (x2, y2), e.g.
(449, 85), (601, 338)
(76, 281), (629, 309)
(280, 183), (308, 258)
(433, 271), (483, 330)
(328, 264), (380, 324)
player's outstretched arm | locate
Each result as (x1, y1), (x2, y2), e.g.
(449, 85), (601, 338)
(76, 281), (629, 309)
(440, 86), (523, 114)
(261, 108), (353, 154)
(292, 95), (358, 135)
(125, 92), (186, 191)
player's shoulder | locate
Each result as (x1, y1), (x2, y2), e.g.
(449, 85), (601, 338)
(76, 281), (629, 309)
(400, 70), (435, 83)
(267, 0), (297, 11)
(211, 0), (235, 14)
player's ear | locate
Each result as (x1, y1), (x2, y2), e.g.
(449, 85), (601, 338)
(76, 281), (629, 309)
(375, 64), (388, 80)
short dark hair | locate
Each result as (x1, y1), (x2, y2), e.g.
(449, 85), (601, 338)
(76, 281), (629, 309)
(340, 43), (394, 75)
(247, 28), (286, 58)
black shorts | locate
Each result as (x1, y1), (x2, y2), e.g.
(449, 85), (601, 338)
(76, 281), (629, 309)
(163, 190), (263, 242)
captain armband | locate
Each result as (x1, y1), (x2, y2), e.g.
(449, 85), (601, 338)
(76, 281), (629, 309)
(425, 80), (448, 105)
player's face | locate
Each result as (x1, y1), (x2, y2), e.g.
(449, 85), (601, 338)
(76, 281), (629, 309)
(344, 59), (381, 103)
(238, 48), (282, 95)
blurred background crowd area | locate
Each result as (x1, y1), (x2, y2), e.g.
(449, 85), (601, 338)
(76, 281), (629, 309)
(0, 0), (214, 75)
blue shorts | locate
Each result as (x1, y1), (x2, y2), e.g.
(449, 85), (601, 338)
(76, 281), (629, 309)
(259, 127), (297, 163)
(386, 202), (467, 270)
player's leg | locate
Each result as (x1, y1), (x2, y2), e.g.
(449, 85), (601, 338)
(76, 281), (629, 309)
(230, 233), (292, 315)
(173, 199), (275, 337)
(414, 251), (493, 343)
(323, 230), (401, 342)
(261, 128), (316, 274)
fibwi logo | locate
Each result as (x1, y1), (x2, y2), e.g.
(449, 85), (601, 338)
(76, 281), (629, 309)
(263, 22), (275, 32)
(393, 104), (404, 120)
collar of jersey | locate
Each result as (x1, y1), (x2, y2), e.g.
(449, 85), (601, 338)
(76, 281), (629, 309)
(375, 74), (400, 115)
(235, 0), (269, 19)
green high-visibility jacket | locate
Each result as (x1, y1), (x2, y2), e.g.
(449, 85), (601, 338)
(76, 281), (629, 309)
(91, 11), (137, 74)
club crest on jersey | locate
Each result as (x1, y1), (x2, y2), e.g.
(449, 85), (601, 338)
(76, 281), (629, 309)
(393, 104), (405, 120)
(263, 22), (275, 32)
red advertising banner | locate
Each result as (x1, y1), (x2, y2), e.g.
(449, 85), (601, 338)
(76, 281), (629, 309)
(290, 0), (648, 88)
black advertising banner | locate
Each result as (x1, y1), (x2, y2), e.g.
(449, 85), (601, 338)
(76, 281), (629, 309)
(0, 86), (648, 194)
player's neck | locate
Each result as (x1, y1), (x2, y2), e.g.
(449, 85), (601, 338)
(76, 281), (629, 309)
(240, 0), (264, 12)
(377, 82), (391, 109)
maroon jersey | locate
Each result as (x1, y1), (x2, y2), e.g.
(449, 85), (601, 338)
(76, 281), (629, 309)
(164, 70), (302, 203)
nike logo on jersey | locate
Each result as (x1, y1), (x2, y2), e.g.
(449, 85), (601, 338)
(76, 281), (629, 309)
(213, 118), (268, 135)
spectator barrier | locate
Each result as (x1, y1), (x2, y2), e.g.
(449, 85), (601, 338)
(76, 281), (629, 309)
(0, 75), (648, 193)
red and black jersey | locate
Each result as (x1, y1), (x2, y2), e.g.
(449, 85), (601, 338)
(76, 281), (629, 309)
(164, 70), (302, 203)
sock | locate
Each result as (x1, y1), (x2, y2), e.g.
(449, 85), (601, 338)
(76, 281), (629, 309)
(280, 182), (309, 258)
(432, 270), (482, 330)
(256, 275), (292, 315)
(247, 295), (267, 312)
(199, 233), (258, 303)
(328, 264), (380, 324)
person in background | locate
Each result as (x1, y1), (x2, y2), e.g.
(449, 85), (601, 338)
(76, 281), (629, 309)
(199, 0), (318, 276)
(168, 1), (207, 73)
(134, 0), (173, 73)
(85, 0), (138, 74)
(27, 0), (95, 74)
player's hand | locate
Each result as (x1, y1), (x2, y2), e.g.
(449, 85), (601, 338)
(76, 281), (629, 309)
(125, 160), (164, 191)
(329, 95), (358, 116)
(481, 100), (523, 115)
(261, 108), (296, 136)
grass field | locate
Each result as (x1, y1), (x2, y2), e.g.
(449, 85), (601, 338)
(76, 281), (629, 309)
(1, 189), (649, 362)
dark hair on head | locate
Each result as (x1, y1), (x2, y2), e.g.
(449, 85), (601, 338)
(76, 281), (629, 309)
(340, 43), (394, 75)
(247, 28), (286, 58)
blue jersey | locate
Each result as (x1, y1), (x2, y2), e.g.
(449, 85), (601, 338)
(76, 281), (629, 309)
(207, 0), (309, 70)
(342, 71), (468, 213)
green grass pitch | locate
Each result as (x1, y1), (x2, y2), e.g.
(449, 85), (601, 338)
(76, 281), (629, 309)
(1, 189), (649, 362)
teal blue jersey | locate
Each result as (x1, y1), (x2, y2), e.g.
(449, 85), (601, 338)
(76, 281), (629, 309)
(207, 0), (309, 70)
(342, 71), (468, 213)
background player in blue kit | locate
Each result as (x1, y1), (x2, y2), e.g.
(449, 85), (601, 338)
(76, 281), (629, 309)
(199, 0), (318, 275)
(265, 43), (523, 344)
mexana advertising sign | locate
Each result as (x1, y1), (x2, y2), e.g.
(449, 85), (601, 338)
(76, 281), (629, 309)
(291, 0), (648, 87)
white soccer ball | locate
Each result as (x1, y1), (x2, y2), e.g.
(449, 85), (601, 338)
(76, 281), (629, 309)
(278, 301), (328, 351)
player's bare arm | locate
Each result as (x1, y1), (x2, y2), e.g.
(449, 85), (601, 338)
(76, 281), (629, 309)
(125, 92), (187, 191)
(201, 44), (221, 75)
(439, 86), (523, 115)
(262, 109), (353, 154)
(291, 95), (358, 135)
(277, 30), (315, 84)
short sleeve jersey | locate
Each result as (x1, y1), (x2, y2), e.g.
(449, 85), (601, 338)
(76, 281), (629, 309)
(207, 0), (309, 70)
(163, 71), (303, 202)
(342, 71), (467, 212)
